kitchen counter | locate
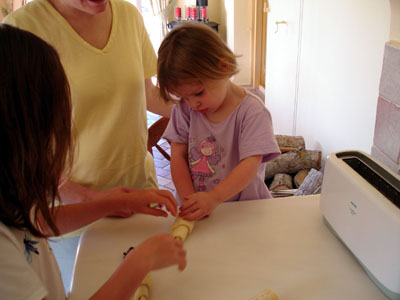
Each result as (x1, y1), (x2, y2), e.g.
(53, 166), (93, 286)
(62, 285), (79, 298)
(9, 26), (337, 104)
(68, 195), (387, 299)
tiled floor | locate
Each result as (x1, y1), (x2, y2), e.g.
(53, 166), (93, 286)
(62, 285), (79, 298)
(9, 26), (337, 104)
(147, 112), (176, 193)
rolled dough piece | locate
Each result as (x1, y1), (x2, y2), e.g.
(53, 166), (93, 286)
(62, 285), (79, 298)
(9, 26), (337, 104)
(171, 217), (195, 242)
(132, 273), (151, 300)
(248, 289), (279, 300)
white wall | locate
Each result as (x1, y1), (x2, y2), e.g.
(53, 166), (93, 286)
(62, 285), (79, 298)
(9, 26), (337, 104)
(224, 0), (253, 85)
(265, 0), (303, 135)
(266, 0), (391, 162)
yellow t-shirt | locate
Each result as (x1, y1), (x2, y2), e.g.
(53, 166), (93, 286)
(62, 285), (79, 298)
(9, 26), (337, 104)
(4, 0), (158, 191)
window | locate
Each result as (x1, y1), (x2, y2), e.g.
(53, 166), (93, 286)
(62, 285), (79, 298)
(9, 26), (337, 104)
(128, 0), (164, 51)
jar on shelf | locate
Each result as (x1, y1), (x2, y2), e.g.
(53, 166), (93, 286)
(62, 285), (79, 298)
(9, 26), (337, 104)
(196, 0), (208, 22)
(175, 7), (182, 21)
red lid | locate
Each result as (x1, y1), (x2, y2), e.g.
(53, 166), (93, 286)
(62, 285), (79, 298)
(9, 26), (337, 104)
(175, 7), (181, 18)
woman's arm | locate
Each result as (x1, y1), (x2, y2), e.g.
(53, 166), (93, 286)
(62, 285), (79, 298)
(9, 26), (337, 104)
(42, 189), (178, 236)
(170, 142), (196, 202)
(145, 78), (173, 118)
(59, 181), (154, 217)
(58, 180), (93, 204)
(179, 155), (262, 220)
(58, 180), (139, 204)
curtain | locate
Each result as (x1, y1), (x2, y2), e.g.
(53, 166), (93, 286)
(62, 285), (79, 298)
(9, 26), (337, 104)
(148, 0), (176, 37)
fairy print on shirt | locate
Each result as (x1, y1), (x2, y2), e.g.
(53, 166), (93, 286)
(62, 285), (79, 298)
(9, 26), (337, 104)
(24, 231), (39, 263)
(189, 136), (221, 192)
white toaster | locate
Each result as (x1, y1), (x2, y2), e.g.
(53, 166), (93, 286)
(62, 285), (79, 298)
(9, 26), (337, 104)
(320, 150), (400, 300)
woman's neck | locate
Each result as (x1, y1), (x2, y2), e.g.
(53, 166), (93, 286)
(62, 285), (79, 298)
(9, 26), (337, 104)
(48, 0), (112, 49)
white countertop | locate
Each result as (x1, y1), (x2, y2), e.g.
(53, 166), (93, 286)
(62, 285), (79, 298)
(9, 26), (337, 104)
(68, 195), (388, 300)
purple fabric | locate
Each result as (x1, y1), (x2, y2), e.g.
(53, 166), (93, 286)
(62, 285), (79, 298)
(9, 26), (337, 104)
(163, 91), (281, 201)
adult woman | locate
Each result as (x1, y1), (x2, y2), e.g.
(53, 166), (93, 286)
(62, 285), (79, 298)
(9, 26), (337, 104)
(4, 0), (172, 202)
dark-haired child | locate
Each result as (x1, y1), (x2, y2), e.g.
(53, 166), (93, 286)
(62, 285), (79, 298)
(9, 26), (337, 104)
(0, 24), (186, 299)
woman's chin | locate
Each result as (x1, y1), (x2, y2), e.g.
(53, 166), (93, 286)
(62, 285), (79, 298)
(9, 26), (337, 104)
(85, 0), (108, 12)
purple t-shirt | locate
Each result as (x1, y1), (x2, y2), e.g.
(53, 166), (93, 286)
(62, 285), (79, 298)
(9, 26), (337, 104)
(163, 91), (281, 201)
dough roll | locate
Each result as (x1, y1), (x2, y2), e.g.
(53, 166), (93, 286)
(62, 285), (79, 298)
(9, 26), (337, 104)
(248, 289), (279, 300)
(132, 273), (151, 300)
(171, 217), (195, 242)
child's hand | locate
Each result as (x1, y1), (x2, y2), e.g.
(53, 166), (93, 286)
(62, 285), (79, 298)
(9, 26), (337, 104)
(179, 192), (221, 221)
(133, 234), (187, 271)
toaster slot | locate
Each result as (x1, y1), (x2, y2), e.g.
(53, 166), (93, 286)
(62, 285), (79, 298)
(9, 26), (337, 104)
(336, 151), (400, 209)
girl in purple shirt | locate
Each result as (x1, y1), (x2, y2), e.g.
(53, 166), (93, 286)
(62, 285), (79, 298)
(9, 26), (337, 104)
(158, 23), (281, 221)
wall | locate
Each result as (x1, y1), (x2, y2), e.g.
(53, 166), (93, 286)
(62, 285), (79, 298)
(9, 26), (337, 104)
(371, 42), (400, 174)
(265, 0), (391, 164)
(264, 0), (302, 135)
(390, 0), (400, 42)
(371, 0), (400, 174)
(175, 0), (253, 85)
(223, 0), (252, 85)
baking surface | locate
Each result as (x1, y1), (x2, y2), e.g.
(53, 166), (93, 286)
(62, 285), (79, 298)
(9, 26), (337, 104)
(68, 195), (387, 300)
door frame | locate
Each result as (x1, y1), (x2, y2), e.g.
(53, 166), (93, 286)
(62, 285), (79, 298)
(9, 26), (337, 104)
(251, 0), (269, 89)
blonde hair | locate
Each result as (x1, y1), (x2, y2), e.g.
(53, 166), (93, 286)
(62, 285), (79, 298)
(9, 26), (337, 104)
(157, 23), (239, 102)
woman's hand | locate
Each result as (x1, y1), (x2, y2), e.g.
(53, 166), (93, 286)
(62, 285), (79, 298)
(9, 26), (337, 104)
(123, 189), (178, 217)
(91, 187), (178, 218)
(88, 186), (139, 217)
(88, 186), (138, 200)
(179, 191), (221, 221)
(130, 234), (187, 271)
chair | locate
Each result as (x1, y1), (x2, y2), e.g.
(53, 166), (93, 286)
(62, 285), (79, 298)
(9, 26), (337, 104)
(147, 117), (171, 161)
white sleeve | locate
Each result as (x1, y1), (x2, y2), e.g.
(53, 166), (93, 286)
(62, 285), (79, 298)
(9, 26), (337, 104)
(0, 225), (47, 300)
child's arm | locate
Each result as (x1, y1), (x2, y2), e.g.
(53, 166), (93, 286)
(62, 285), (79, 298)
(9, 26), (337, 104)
(41, 189), (178, 236)
(170, 142), (196, 201)
(89, 234), (186, 300)
(179, 155), (262, 221)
